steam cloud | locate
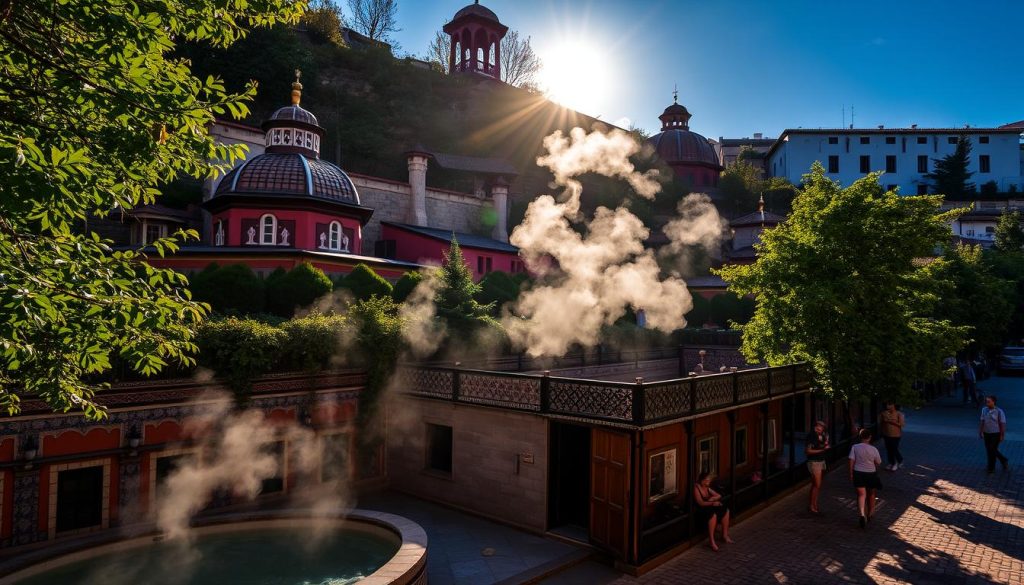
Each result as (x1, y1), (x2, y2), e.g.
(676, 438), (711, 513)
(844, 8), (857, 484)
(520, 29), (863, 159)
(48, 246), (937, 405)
(504, 128), (726, 356)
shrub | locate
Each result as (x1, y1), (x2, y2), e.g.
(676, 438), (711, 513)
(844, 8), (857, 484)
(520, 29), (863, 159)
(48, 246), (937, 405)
(980, 180), (999, 196)
(190, 263), (266, 315)
(476, 271), (520, 311)
(266, 262), (334, 317)
(279, 313), (347, 372)
(195, 318), (288, 400)
(337, 263), (393, 301)
(391, 271), (424, 303)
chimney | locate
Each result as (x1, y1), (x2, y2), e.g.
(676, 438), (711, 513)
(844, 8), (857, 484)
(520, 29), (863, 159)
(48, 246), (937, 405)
(754, 132), (763, 139)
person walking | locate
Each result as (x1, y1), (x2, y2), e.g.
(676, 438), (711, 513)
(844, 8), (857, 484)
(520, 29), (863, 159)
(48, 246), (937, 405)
(980, 395), (1009, 474)
(879, 402), (905, 471)
(805, 420), (829, 514)
(959, 358), (978, 406)
(848, 428), (883, 528)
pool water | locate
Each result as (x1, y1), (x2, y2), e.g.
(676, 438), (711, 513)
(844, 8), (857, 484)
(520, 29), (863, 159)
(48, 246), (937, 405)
(13, 523), (399, 585)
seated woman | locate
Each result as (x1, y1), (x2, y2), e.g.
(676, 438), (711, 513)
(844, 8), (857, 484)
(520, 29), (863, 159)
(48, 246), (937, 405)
(693, 471), (734, 551)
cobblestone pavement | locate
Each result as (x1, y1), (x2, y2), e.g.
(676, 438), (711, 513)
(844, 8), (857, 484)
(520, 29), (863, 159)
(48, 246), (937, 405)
(543, 375), (1024, 585)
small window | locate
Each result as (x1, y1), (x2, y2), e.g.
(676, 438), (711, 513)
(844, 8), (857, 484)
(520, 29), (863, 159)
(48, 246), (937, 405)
(260, 214), (277, 246)
(697, 434), (718, 476)
(828, 136), (838, 145)
(885, 136), (896, 145)
(144, 223), (166, 245)
(329, 221), (342, 250)
(917, 136), (927, 144)
(979, 155), (991, 173)
(828, 155), (839, 174)
(259, 442), (285, 494)
(860, 136), (870, 145)
(886, 155), (897, 173)
(734, 427), (749, 467)
(426, 423), (453, 474)
(918, 155), (929, 173)
(155, 453), (195, 503)
(761, 419), (779, 453)
(476, 256), (493, 275)
(860, 155), (870, 174)
(917, 184), (929, 195)
(979, 136), (989, 144)
(948, 136), (958, 144)
(965, 229), (975, 237)
(375, 239), (396, 259)
(985, 226), (996, 234)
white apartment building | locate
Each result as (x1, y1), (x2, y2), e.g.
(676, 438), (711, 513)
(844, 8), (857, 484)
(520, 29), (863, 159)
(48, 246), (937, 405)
(766, 127), (1023, 194)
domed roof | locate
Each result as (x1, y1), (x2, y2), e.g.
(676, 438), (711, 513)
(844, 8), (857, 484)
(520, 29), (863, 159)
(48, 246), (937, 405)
(648, 129), (721, 168)
(453, 1), (499, 22)
(661, 102), (690, 117)
(214, 153), (360, 205)
(268, 104), (319, 127)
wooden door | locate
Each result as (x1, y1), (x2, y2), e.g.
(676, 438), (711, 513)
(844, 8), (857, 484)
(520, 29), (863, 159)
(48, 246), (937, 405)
(590, 428), (630, 558)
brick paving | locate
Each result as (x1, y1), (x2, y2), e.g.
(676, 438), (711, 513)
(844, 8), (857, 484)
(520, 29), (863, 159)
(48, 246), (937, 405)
(543, 375), (1024, 585)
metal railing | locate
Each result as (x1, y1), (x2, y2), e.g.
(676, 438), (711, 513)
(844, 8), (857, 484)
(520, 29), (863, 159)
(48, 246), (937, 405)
(397, 362), (812, 427)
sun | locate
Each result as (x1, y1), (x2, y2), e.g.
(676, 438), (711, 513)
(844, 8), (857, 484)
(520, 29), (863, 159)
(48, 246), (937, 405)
(537, 40), (610, 115)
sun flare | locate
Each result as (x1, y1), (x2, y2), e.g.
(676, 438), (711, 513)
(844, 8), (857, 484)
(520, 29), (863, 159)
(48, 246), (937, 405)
(537, 41), (610, 115)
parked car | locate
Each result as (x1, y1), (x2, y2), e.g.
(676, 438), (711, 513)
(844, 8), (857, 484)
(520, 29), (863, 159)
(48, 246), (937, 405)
(998, 346), (1024, 375)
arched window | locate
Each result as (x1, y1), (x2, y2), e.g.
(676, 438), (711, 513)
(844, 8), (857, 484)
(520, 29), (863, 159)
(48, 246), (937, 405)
(260, 214), (277, 245)
(214, 220), (225, 246)
(329, 221), (342, 250)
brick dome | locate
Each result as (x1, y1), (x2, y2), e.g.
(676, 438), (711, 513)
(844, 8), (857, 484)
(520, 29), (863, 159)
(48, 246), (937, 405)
(648, 128), (720, 168)
(453, 1), (500, 22)
(214, 153), (360, 205)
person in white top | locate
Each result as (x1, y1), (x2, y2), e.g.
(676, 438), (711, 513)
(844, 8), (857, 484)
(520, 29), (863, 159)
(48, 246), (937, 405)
(979, 395), (1009, 474)
(848, 428), (883, 528)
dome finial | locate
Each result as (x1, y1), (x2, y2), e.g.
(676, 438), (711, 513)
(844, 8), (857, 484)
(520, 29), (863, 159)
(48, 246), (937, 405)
(291, 69), (303, 105)
(673, 83), (678, 104)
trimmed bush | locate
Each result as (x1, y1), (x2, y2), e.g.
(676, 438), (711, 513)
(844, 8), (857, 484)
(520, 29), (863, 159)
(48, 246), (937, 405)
(709, 292), (755, 327)
(476, 271), (520, 311)
(190, 263), (265, 315)
(337, 263), (393, 301)
(279, 313), (348, 372)
(195, 318), (288, 399)
(266, 262), (334, 317)
(391, 271), (424, 303)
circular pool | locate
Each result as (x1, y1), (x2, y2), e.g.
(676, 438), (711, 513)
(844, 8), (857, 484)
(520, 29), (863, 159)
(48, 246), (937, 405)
(1, 512), (427, 585)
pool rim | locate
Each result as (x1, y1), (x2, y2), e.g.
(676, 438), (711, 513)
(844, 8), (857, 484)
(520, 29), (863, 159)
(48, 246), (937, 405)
(0, 509), (428, 585)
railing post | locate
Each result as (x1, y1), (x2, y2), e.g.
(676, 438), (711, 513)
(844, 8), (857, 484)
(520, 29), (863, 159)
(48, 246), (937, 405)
(633, 377), (646, 426)
(452, 363), (461, 402)
(540, 370), (551, 413)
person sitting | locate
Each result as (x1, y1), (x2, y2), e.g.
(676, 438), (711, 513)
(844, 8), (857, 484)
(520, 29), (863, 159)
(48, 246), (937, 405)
(693, 471), (734, 551)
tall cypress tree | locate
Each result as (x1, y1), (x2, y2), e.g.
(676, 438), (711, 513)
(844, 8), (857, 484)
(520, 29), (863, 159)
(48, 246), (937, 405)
(435, 238), (499, 337)
(925, 135), (975, 198)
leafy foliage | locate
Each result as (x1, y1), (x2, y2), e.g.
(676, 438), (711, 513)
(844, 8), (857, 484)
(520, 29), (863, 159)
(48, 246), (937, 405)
(0, 0), (301, 416)
(435, 239), (499, 337)
(278, 313), (348, 372)
(266, 262), (333, 317)
(716, 162), (967, 402)
(190, 263), (267, 315)
(985, 249), (1024, 343)
(709, 292), (756, 327)
(196, 318), (289, 401)
(303, 0), (346, 46)
(994, 211), (1024, 253)
(337, 263), (393, 301)
(391, 270), (424, 303)
(475, 271), (521, 313)
(346, 296), (405, 435)
(925, 135), (975, 198)
(686, 293), (711, 328)
(932, 244), (1014, 353)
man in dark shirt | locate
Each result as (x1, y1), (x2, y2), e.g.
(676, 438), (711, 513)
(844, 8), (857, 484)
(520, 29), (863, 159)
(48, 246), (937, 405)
(805, 421), (830, 514)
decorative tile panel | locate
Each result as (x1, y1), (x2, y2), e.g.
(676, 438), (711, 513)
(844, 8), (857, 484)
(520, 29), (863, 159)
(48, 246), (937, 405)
(695, 376), (734, 411)
(549, 381), (633, 421)
(644, 381), (692, 422)
(459, 373), (541, 411)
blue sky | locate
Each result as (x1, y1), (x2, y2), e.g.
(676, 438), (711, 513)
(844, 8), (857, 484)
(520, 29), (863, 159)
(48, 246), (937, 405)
(384, 1), (1024, 140)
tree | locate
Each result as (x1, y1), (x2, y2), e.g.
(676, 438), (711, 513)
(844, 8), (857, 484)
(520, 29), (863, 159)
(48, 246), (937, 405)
(686, 294), (711, 328)
(925, 135), (975, 198)
(347, 0), (399, 43)
(435, 238), (499, 338)
(426, 29), (450, 74)
(190, 263), (267, 315)
(718, 160), (763, 218)
(337, 263), (393, 301)
(0, 0), (300, 417)
(476, 271), (520, 313)
(993, 211), (1024, 253)
(501, 30), (542, 89)
(932, 244), (1014, 353)
(265, 262), (334, 317)
(716, 162), (966, 403)
(303, 0), (346, 46)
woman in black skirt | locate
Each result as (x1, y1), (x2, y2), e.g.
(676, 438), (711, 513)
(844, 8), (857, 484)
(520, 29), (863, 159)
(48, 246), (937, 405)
(693, 471), (734, 550)
(848, 428), (883, 528)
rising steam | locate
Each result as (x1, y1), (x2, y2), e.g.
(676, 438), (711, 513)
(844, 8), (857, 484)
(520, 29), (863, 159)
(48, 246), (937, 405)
(504, 128), (725, 356)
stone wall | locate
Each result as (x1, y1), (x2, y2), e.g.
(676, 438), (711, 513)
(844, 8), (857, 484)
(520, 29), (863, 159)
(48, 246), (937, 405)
(386, 396), (548, 533)
(351, 173), (489, 253)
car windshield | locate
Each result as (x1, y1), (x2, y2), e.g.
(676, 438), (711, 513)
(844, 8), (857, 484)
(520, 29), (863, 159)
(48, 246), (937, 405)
(1003, 348), (1024, 357)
